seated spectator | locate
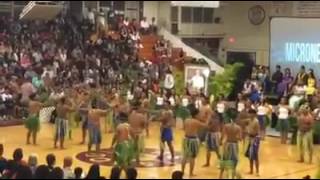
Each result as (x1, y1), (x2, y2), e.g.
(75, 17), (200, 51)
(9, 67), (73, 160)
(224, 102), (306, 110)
(74, 167), (84, 179)
(13, 148), (26, 166)
(63, 156), (75, 179)
(15, 165), (33, 179)
(110, 166), (121, 179)
(2, 160), (18, 179)
(303, 175), (311, 179)
(172, 171), (183, 179)
(123, 17), (130, 27)
(46, 154), (56, 172)
(34, 165), (50, 179)
(0, 144), (6, 174)
(27, 154), (38, 176)
(86, 164), (101, 179)
(140, 17), (150, 35)
(49, 167), (64, 179)
(126, 168), (138, 179)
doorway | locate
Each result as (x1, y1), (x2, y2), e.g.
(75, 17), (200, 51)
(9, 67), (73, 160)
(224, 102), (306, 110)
(226, 51), (256, 100)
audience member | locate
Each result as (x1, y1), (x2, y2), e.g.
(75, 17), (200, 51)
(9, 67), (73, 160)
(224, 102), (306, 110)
(86, 164), (101, 179)
(74, 167), (84, 179)
(49, 167), (64, 179)
(63, 156), (75, 179)
(126, 168), (138, 179)
(46, 153), (56, 172)
(140, 17), (150, 35)
(27, 154), (38, 176)
(15, 165), (33, 179)
(172, 170), (184, 179)
(34, 165), (50, 179)
(110, 166), (121, 179)
(0, 144), (6, 174)
(13, 148), (26, 166)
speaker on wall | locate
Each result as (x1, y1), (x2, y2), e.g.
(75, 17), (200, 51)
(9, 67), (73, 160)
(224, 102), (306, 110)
(214, 17), (221, 24)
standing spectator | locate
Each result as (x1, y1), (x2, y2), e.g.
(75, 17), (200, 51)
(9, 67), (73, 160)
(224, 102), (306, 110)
(271, 65), (283, 94)
(150, 17), (157, 34)
(295, 65), (308, 86)
(140, 17), (150, 35)
(277, 68), (294, 97)
(88, 8), (95, 27)
(63, 156), (75, 179)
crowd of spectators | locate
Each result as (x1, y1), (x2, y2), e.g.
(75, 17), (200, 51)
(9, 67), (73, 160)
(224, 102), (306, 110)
(0, 10), (174, 121)
(0, 144), (184, 179)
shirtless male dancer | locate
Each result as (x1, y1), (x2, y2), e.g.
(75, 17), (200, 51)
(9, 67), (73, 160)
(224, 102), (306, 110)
(198, 98), (213, 143)
(87, 99), (109, 152)
(219, 109), (242, 179)
(54, 97), (75, 149)
(128, 101), (147, 165)
(113, 121), (134, 170)
(245, 109), (261, 176)
(203, 111), (222, 167)
(181, 105), (206, 177)
(236, 93), (249, 142)
(297, 107), (314, 164)
(111, 96), (130, 147)
(25, 94), (44, 145)
(158, 101), (175, 163)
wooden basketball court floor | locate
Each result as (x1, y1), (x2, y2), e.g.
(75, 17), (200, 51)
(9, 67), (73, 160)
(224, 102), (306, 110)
(0, 121), (318, 179)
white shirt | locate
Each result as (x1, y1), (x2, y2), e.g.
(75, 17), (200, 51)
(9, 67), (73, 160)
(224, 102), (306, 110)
(257, 105), (267, 116)
(127, 91), (134, 101)
(169, 97), (175, 106)
(1, 93), (12, 101)
(60, 52), (67, 63)
(123, 20), (129, 26)
(182, 98), (189, 107)
(88, 11), (95, 24)
(63, 167), (75, 179)
(130, 33), (140, 41)
(278, 106), (289, 119)
(156, 97), (164, 106)
(217, 103), (225, 113)
(237, 102), (245, 112)
(195, 99), (202, 109)
(42, 70), (55, 79)
(140, 20), (150, 29)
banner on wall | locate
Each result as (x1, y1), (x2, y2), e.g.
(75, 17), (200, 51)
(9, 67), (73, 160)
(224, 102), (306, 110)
(171, 1), (220, 8)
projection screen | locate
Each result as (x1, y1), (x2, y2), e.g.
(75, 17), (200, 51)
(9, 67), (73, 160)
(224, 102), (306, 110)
(270, 17), (320, 77)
